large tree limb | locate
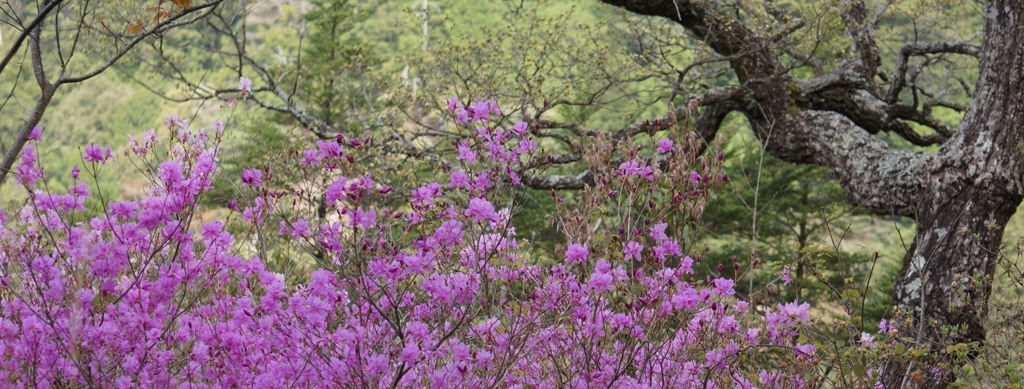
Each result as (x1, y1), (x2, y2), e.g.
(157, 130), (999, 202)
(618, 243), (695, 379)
(600, 0), (929, 216)
(797, 111), (930, 216)
(794, 69), (950, 146)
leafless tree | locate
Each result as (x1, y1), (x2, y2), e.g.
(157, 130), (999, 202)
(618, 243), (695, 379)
(0, 0), (224, 185)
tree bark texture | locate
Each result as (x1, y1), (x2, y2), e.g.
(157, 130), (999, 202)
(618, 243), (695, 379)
(597, 0), (1024, 387)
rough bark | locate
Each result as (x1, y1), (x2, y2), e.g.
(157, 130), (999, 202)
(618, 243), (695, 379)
(596, 0), (1024, 387)
(881, 1), (1024, 386)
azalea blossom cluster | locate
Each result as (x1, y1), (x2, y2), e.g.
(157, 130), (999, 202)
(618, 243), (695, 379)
(0, 99), (819, 387)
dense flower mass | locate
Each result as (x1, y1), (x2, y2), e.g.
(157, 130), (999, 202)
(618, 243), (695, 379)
(0, 100), (821, 387)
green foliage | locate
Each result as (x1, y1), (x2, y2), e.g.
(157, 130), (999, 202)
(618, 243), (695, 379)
(208, 111), (295, 207)
(392, 0), (660, 128)
(699, 120), (895, 327)
(298, 0), (382, 134)
(28, 76), (162, 199)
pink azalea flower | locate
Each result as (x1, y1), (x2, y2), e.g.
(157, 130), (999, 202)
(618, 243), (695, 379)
(464, 198), (497, 222)
(240, 168), (263, 187)
(238, 76), (252, 96)
(690, 171), (701, 183)
(713, 278), (736, 296)
(82, 144), (113, 164)
(656, 138), (674, 153)
(623, 241), (643, 261)
(28, 126), (43, 141)
(565, 243), (589, 264)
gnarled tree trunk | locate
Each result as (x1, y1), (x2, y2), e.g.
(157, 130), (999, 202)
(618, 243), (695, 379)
(881, 2), (1024, 386)
(590, 0), (1024, 387)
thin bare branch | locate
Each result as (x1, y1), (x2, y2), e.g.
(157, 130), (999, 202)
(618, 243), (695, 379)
(0, 0), (63, 79)
(886, 41), (981, 104)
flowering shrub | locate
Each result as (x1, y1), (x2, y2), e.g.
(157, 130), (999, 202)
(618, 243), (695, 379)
(0, 99), (820, 387)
